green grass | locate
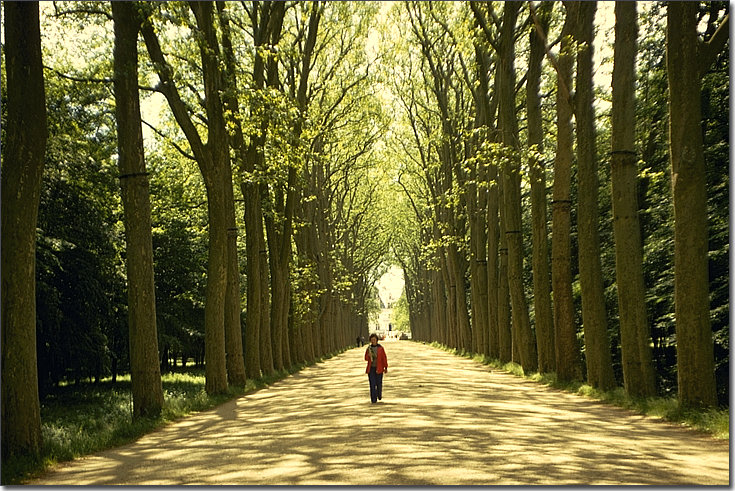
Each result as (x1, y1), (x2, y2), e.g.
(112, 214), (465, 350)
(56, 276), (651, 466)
(425, 340), (729, 440)
(3, 350), (346, 485)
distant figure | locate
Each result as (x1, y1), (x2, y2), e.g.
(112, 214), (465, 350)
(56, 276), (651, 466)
(356, 336), (363, 347)
(364, 333), (388, 403)
(388, 323), (392, 331)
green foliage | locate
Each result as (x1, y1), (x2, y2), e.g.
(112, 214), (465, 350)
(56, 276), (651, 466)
(34, 55), (125, 393)
(147, 151), (208, 370)
(390, 291), (411, 332)
(701, 44), (729, 406)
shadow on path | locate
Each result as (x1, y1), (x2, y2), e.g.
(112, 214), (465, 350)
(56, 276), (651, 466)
(29, 341), (729, 485)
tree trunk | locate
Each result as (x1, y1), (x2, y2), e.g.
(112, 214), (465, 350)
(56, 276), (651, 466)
(611, 1), (656, 398)
(224, 215), (246, 386)
(267, 2), (317, 371)
(497, 174), (512, 363)
(486, 149), (500, 359)
(1, 1), (46, 459)
(218, 1), (258, 382)
(190, 1), (234, 395)
(552, 3), (581, 381)
(469, 26), (494, 357)
(666, 2), (718, 407)
(470, 3), (500, 360)
(447, 242), (472, 352)
(242, 173), (262, 379)
(236, 1), (283, 379)
(112, 0), (164, 417)
(140, 4), (230, 395)
(499, 1), (537, 372)
(258, 237), (274, 374)
(528, 2), (555, 374)
(215, 4), (247, 387)
(574, 1), (616, 390)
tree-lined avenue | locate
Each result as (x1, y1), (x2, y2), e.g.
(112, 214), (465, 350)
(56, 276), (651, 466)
(2, 2), (729, 481)
(28, 341), (728, 485)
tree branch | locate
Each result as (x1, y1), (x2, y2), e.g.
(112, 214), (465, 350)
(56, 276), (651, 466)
(698, 14), (729, 75)
(43, 65), (112, 84)
(141, 119), (197, 162)
(52, 2), (112, 21)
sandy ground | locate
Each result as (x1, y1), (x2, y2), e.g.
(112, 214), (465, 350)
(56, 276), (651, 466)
(28, 341), (729, 485)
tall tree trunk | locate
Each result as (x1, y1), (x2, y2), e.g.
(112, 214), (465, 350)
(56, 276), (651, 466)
(497, 174), (512, 363)
(217, 2), (249, 386)
(140, 4), (230, 394)
(192, 2), (232, 395)
(469, 2), (500, 359)
(234, 1), (284, 379)
(223, 194), (246, 386)
(242, 171), (262, 379)
(666, 3), (723, 407)
(469, 25), (494, 357)
(486, 145), (500, 359)
(611, 1), (656, 398)
(431, 268), (447, 346)
(258, 238), (273, 374)
(499, 1), (537, 372)
(527, 2), (555, 373)
(552, 3), (581, 381)
(447, 242), (472, 352)
(112, 0), (164, 417)
(267, 2), (317, 371)
(1, 0), (45, 459)
(574, 1), (616, 390)
(467, 148), (484, 354)
(295, 156), (322, 360)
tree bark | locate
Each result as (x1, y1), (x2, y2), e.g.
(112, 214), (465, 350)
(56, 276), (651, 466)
(611, 1), (656, 398)
(216, 2), (249, 387)
(1, 0), (46, 459)
(469, 18), (495, 357)
(574, 1), (616, 390)
(112, 0), (164, 417)
(486, 143), (500, 359)
(497, 173), (512, 363)
(469, 1), (500, 360)
(235, 1), (285, 378)
(499, 1), (537, 372)
(140, 3), (230, 394)
(267, 2), (316, 371)
(190, 1), (233, 395)
(552, 3), (581, 381)
(666, 2), (719, 407)
(527, 2), (555, 373)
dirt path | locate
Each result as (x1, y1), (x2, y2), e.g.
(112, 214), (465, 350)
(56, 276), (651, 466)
(29, 341), (729, 485)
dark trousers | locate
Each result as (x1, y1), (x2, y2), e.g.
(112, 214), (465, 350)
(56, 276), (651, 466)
(368, 368), (383, 403)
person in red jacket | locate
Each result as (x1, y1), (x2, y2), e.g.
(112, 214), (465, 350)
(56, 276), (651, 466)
(364, 333), (388, 403)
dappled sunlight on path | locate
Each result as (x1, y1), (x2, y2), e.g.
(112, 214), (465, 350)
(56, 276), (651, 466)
(29, 341), (729, 485)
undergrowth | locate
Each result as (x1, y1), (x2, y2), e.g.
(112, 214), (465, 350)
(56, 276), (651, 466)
(3, 349), (345, 485)
(426, 340), (729, 440)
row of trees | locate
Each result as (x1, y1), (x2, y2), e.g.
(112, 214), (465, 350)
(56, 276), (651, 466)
(2, 1), (391, 461)
(388, 1), (728, 408)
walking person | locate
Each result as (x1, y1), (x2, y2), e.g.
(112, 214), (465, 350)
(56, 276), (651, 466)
(364, 333), (388, 403)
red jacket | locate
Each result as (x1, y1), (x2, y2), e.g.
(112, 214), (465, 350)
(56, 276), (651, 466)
(365, 344), (388, 374)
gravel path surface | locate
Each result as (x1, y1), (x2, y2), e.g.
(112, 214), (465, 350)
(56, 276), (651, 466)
(29, 341), (729, 485)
